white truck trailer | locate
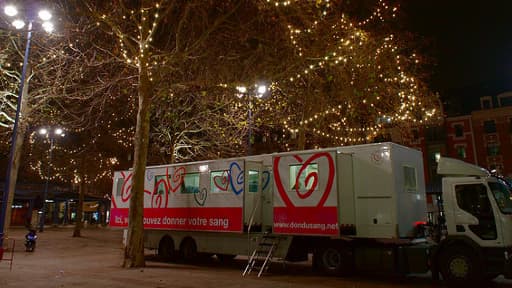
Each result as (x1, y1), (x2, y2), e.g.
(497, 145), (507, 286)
(109, 142), (512, 282)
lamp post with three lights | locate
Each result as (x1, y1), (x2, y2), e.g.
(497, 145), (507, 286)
(236, 84), (269, 156)
(0, 4), (54, 245)
(37, 127), (64, 232)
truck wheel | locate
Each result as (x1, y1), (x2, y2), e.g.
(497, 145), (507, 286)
(439, 247), (481, 283)
(180, 237), (198, 262)
(158, 236), (175, 261)
(314, 246), (352, 276)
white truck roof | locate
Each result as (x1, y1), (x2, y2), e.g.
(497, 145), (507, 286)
(437, 157), (489, 177)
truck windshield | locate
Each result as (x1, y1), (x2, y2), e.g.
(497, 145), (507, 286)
(489, 180), (512, 214)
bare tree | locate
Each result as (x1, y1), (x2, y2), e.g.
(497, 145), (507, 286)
(1, 1), (134, 237)
(258, 0), (441, 150)
(80, 0), (297, 267)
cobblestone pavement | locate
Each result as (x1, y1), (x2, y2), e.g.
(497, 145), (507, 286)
(1, 226), (511, 287)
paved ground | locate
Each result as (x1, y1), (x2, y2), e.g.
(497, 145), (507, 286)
(1, 226), (511, 287)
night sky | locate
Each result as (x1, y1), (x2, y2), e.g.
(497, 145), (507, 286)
(403, 1), (512, 115)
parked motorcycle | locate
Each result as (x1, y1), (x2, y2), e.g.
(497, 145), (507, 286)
(25, 229), (37, 252)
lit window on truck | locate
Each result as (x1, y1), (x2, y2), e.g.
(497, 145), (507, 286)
(289, 163), (318, 192)
(210, 170), (229, 193)
(181, 173), (200, 194)
(403, 166), (417, 193)
(249, 170), (259, 193)
(154, 175), (167, 194)
(115, 178), (124, 196)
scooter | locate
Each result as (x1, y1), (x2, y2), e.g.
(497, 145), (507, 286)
(25, 229), (37, 252)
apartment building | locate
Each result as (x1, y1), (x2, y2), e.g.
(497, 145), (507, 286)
(444, 92), (512, 178)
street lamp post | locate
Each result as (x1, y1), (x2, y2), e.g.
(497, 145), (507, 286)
(0, 4), (54, 244)
(236, 84), (268, 156)
(38, 127), (64, 232)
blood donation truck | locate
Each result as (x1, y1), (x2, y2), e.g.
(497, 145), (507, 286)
(109, 142), (512, 282)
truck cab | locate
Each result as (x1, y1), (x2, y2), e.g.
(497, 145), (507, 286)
(434, 157), (512, 282)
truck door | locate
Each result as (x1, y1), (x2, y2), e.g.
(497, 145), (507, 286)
(244, 161), (263, 231)
(453, 183), (500, 243)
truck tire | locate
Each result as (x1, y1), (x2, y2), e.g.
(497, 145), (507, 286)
(439, 247), (481, 283)
(314, 246), (353, 276)
(158, 236), (175, 261)
(180, 237), (198, 262)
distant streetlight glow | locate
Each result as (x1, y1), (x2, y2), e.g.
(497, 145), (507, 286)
(4, 5), (17, 17)
(236, 86), (247, 94)
(236, 82), (270, 155)
(42, 21), (54, 33)
(38, 9), (52, 21)
(12, 19), (25, 29)
(256, 85), (267, 98)
(37, 127), (65, 232)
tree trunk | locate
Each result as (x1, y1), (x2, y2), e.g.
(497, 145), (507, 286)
(297, 128), (306, 151)
(123, 2), (152, 267)
(3, 67), (31, 236)
(73, 181), (85, 237)
(123, 71), (151, 268)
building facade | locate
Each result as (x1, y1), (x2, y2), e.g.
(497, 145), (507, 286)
(445, 93), (512, 179)
(403, 92), (512, 185)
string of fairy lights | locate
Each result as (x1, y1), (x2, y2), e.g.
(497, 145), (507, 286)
(21, 3), (150, 184)
(263, 0), (440, 145)
(3, 0), (441, 184)
(26, 129), (126, 183)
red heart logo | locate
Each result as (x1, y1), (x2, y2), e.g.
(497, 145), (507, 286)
(213, 171), (229, 191)
(151, 172), (170, 208)
(273, 152), (335, 208)
(168, 166), (185, 193)
(120, 171), (133, 203)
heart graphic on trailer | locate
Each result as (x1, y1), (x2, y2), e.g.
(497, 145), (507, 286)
(120, 172), (133, 203)
(273, 152), (335, 208)
(168, 166), (185, 193)
(228, 162), (244, 195)
(151, 177), (169, 208)
(261, 170), (271, 191)
(213, 172), (229, 192)
(194, 188), (208, 206)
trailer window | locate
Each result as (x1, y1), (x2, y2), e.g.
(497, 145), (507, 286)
(489, 181), (512, 214)
(210, 171), (229, 193)
(289, 163), (318, 191)
(154, 175), (167, 194)
(115, 178), (124, 196)
(249, 170), (259, 193)
(403, 166), (417, 193)
(181, 173), (200, 194)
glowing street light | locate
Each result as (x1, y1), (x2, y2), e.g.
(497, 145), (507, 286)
(37, 127), (65, 232)
(236, 84), (269, 155)
(0, 4), (56, 244)
(3, 5), (17, 17)
(5, 5), (53, 33)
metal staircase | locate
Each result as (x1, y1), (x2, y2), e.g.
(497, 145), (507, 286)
(242, 233), (280, 277)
